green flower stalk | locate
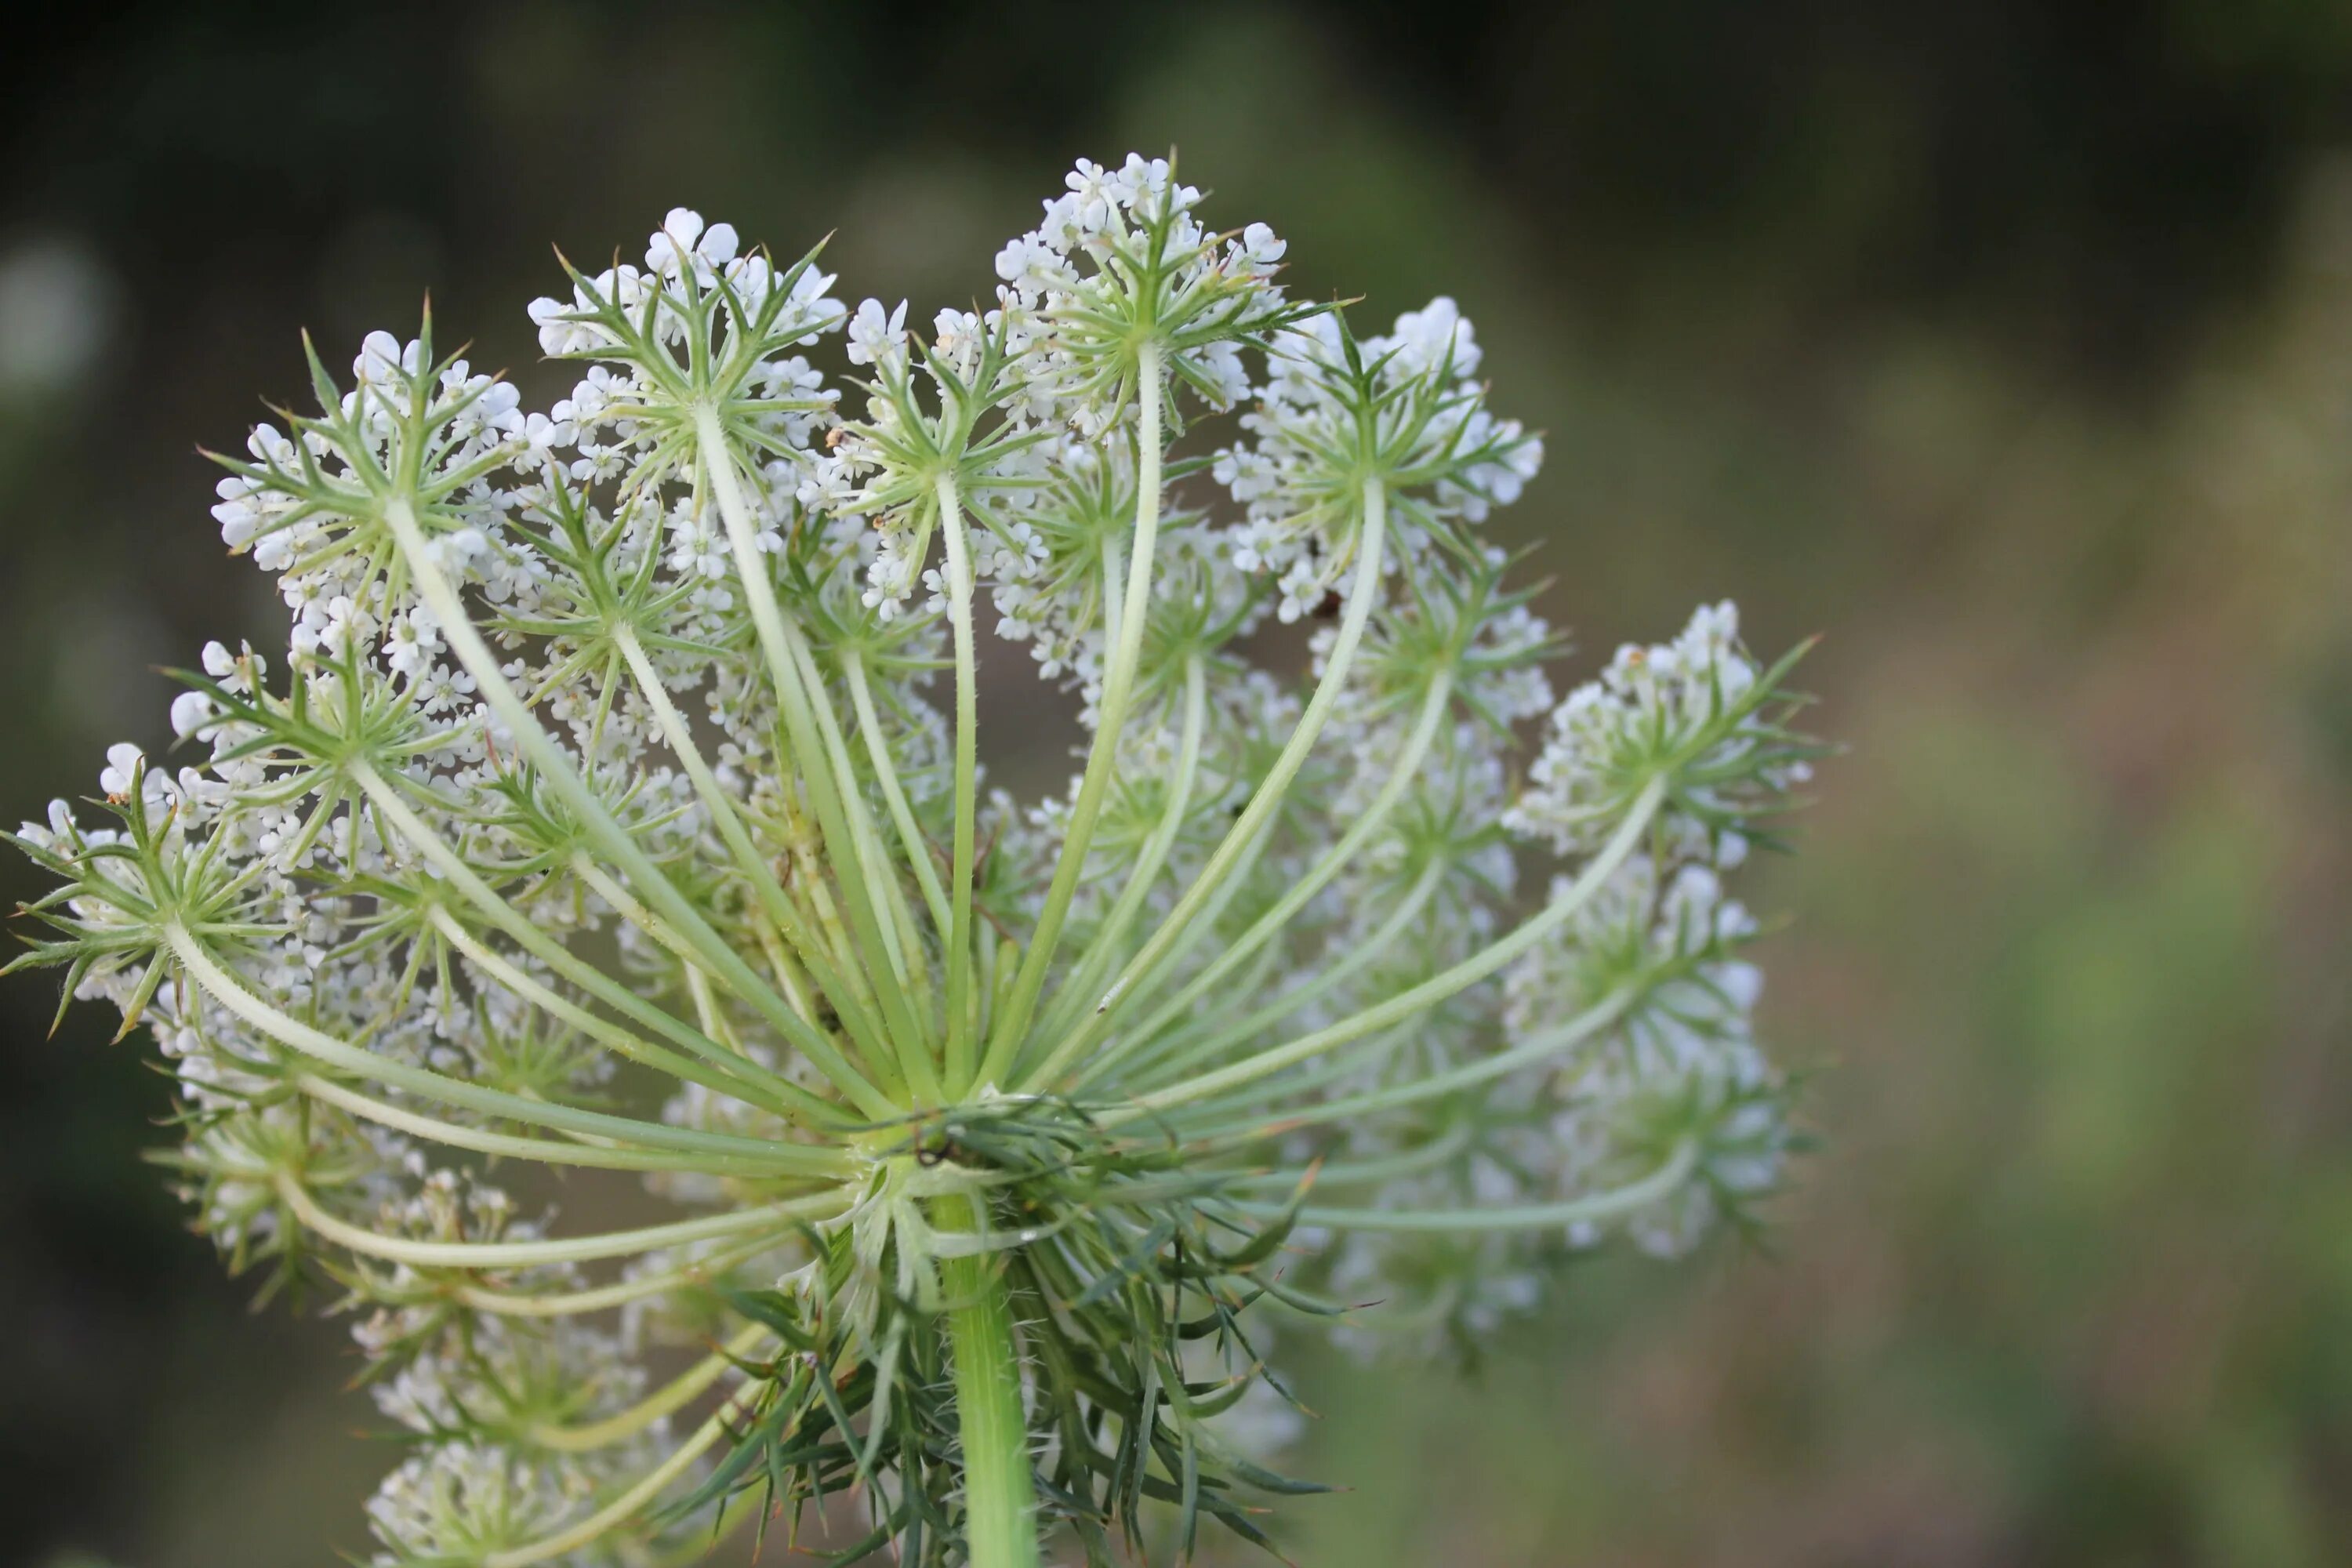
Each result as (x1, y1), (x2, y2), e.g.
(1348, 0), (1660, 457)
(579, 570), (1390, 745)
(8, 154), (1825, 1567)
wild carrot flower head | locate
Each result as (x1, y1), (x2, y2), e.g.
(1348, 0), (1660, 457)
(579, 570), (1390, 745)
(9, 156), (1824, 1568)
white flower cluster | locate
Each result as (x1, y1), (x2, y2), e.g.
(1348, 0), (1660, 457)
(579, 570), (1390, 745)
(9, 160), (1823, 1568)
(1218, 299), (1544, 620)
(992, 153), (1291, 430)
(1507, 600), (1813, 860)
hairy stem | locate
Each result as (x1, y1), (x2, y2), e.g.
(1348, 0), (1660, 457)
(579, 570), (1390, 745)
(937, 1189), (1040, 1568)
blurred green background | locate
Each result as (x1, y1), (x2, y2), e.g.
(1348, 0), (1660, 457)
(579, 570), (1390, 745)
(5, 3), (2350, 1564)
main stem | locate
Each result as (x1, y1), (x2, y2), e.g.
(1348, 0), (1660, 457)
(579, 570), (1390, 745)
(937, 1191), (1040, 1568)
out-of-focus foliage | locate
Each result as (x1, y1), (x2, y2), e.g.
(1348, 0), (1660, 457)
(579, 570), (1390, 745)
(3, 4), (2347, 1565)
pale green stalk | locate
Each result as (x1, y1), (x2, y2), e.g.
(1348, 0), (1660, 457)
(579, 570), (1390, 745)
(292, 1075), (817, 1179)
(275, 1174), (845, 1270)
(685, 964), (760, 1051)
(1098, 534), (1126, 648)
(843, 650), (953, 934)
(166, 924), (840, 1170)
(980, 339), (1164, 1087)
(1102, 855), (1446, 1094)
(428, 898), (820, 1113)
(351, 762), (834, 1123)
(685, 419), (934, 1094)
(782, 623), (926, 1000)
(1145, 1014), (1423, 1125)
(528, 1323), (771, 1450)
(865, 787), (941, 1039)
(1086, 666), (1454, 1083)
(1115, 775), (1665, 1116)
(456, 1236), (784, 1319)
(612, 622), (902, 1069)
(1034, 653), (1207, 1046)
(783, 624), (943, 1101)
(1112, 1119), (1479, 1207)
(379, 498), (896, 1119)
(1236, 1119), (1477, 1190)
(1020, 480), (1392, 1092)
(750, 920), (825, 1034)
(936, 472), (983, 1091)
(484, 1372), (771, 1568)
(1177, 989), (1633, 1144)
(1236, 1140), (1698, 1232)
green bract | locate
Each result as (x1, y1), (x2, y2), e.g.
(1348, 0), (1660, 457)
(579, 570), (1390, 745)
(8, 154), (1824, 1568)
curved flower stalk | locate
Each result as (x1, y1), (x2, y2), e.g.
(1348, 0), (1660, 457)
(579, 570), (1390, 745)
(7, 158), (1827, 1568)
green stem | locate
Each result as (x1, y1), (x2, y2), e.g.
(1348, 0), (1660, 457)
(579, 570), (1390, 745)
(276, 1174), (844, 1269)
(1102, 855), (1445, 1094)
(1232, 1140), (1699, 1232)
(425, 898), (804, 1121)
(1178, 988), (1633, 1145)
(844, 651), (953, 935)
(694, 407), (930, 1102)
(613, 624), (901, 1073)
(785, 626), (942, 1099)
(1069, 668), (1452, 1091)
(1035, 652), (1207, 1047)
(354, 764), (826, 1121)
(1022, 479), (1392, 1091)
(484, 1370), (768, 1568)
(936, 1189), (1040, 1568)
(459, 1236), (783, 1319)
(937, 472), (983, 1090)
(377, 499), (892, 1118)
(980, 339), (1165, 1087)
(292, 1074), (811, 1178)
(166, 924), (839, 1171)
(528, 1323), (771, 1450)
(1113, 775), (1666, 1119)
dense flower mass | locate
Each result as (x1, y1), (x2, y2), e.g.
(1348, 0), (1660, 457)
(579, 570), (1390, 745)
(8, 158), (1823, 1568)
